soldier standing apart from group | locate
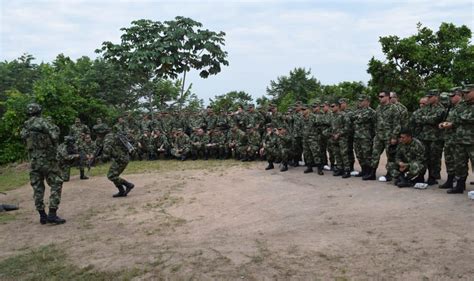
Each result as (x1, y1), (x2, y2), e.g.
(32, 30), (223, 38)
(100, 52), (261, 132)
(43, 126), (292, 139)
(363, 91), (401, 181)
(439, 84), (474, 194)
(21, 103), (66, 224)
(352, 95), (376, 177)
(101, 126), (135, 198)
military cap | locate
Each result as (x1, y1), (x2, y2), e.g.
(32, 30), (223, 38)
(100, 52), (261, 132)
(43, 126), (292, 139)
(27, 103), (42, 115)
(450, 86), (463, 93)
(311, 102), (319, 108)
(425, 89), (440, 97)
(65, 135), (75, 143)
(462, 84), (474, 93)
(265, 123), (273, 128)
(339, 98), (348, 103)
(248, 104), (255, 108)
(358, 94), (369, 101)
(323, 100), (330, 105)
(301, 105), (308, 110)
(246, 124), (254, 130)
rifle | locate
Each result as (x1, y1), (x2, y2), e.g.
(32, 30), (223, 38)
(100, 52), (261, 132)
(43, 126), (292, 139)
(117, 132), (135, 154)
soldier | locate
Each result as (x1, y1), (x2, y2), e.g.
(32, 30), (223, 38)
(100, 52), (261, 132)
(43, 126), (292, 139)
(190, 128), (210, 160)
(171, 129), (191, 161)
(353, 95), (376, 177)
(388, 128), (426, 188)
(417, 90), (446, 185)
(290, 102), (305, 167)
(409, 97), (428, 139)
(330, 101), (352, 178)
(242, 125), (261, 161)
(21, 103), (66, 224)
(140, 114), (152, 133)
(69, 117), (90, 140)
(438, 87), (463, 190)
(207, 127), (227, 159)
(260, 124), (279, 170)
(79, 133), (96, 173)
(440, 84), (474, 194)
(101, 127), (135, 198)
(92, 118), (110, 145)
(57, 136), (87, 181)
(363, 91), (401, 181)
(339, 98), (356, 172)
(321, 101), (335, 170)
(276, 126), (292, 172)
(227, 125), (244, 159)
(303, 102), (328, 175)
(138, 129), (156, 160)
(152, 129), (170, 159)
(390, 92), (409, 128)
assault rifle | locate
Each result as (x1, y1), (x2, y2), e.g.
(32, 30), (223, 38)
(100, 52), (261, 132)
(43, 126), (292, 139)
(117, 132), (135, 154)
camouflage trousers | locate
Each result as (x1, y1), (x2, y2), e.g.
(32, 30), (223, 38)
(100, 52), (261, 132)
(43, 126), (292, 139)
(107, 157), (129, 186)
(330, 136), (350, 171)
(320, 136), (334, 166)
(242, 145), (259, 159)
(265, 148), (279, 162)
(29, 160), (63, 211)
(171, 148), (190, 159)
(454, 143), (474, 178)
(370, 136), (391, 171)
(59, 164), (84, 182)
(443, 142), (456, 175)
(292, 137), (303, 162)
(388, 161), (425, 179)
(303, 136), (322, 165)
(191, 145), (208, 158)
(347, 134), (355, 169)
(354, 137), (373, 168)
(420, 140), (444, 179)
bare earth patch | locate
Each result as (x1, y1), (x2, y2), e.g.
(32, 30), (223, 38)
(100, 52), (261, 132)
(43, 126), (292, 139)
(1, 160), (473, 280)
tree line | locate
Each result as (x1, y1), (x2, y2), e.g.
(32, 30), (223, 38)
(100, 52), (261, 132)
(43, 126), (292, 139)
(0, 19), (472, 164)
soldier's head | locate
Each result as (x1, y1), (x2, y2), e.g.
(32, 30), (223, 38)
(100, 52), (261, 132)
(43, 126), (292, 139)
(463, 84), (474, 103)
(389, 92), (399, 104)
(65, 135), (76, 144)
(449, 87), (463, 105)
(399, 128), (413, 144)
(265, 123), (273, 133)
(247, 104), (255, 112)
(425, 89), (439, 104)
(323, 101), (330, 112)
(154, 129), (161, 136)
(197, 128), (204, 135)
(339, 98), (348, 110)
(418, 97), (428, 108)
(143, 129), (150, 135)
(358, 95), (370, 108)
(26, 103), (42, 116)
(75, 118), (81, 125)
(378, 91), (391, 105)
(330, 102), (340, 113)
(84, 134), (92, 143)
(277, 127), (287, 134)
(118, 116), (125, 124)
(96, 118), (102, 124)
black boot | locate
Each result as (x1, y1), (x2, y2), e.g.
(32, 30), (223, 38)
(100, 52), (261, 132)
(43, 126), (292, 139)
(354, 166), (365, 177)
(317, 165), (324, 175)
(447, 177), (466, 194)
(303, 165), (313, 174)
(341, 170), (351, 178)
(47, 208), (66, 224)
(113, 183), (126, 198)
(333, 168), (343, 177)
(38, 209), (48, 225)
(363, 168), (376, 180)
(397, 174), (413, 188)
(265, 161), (274, 170)
(280, 163), (288, 172)
(384, 173), (392, 182)
(439, 174), (454, 189)
(80, 169), (89, 180)
(426, 176), (438, 186)
(123, 180), (135, 196)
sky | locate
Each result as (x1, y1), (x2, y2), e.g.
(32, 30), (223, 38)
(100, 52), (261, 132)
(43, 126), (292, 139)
(1, 0), (473, 103)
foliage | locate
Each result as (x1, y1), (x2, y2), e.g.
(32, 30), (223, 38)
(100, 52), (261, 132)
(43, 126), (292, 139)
(209, 91), (253, 112)
(368, 22), (473, 111)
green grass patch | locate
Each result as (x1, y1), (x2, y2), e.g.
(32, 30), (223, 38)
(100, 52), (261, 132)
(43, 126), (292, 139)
(0, 213), (16, 224)
(0, 159), (250, 193)
(0, 244), (142, 281)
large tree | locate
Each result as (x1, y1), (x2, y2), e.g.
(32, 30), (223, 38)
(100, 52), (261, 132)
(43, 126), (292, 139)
(367, 22), (473, 111)
(209, 91), (253, 112)
(96, 16), (229, 111)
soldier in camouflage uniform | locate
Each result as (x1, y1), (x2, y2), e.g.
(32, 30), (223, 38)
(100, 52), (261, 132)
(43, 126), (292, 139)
(387, 129), (426, 188)
(101, 126), (135, 197)
(276, 126), (292, 172)
(440, 84), (474, 193)
(303, 102), (328, 175)
(321, 101), (335, 170)
(363, 91), (401, 181)
(57, 136), (85, 181)
(242, 125), (261, 161)
(207, 127), (227, 159)
(227, 125), (245, 159)
(409, 97), (428, 139)
(140, 114), (152, 133)
(153, 129), (170, 159)
(69, 117), (90, 140)
(190, 128), (210, 160)
(21, 103), (66, 224)
(329, 101), (352, 178)
(261, 124), (279, 170)
(339, 98), (356, 171)
(352, 95), (375, 177)
(171, 129), (191, 160)
(138, 129), (156, 160)
(290, 102), (305, 167)
(417, 90), (446, 185)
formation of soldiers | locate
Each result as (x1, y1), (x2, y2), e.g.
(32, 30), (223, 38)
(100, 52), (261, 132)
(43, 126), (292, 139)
(21, 84), (474, 225)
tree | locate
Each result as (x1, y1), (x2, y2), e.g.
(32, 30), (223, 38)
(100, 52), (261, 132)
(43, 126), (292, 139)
(266, 67), (322, 110)
(209, 91), (253, 112)
(367, 22), (473, 111)
(96, 16), (229, 111)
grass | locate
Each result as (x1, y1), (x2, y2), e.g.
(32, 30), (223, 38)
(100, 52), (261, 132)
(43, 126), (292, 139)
(0, 159), (249, 193)
(0, 213), (16, 224)
(0, 244), (143, 281)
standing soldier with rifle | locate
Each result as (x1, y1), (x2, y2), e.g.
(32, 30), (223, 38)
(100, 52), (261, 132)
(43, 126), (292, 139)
(21, 103), (66, 224)
(57, 136), (88, 181)
(101, 126), (136, 198)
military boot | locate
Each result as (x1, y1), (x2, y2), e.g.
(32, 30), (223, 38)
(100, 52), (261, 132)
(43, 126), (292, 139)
(303, 165), (313, 174)
(397, 174), (413, 188)
(123, 180), (135, 196)
(426, 176), (438, 186)
(112, 183), (126, 198)
(362, 168), (376, 180)
(439, 174), (454, 189)
(333, 168), (343, 177)
(317, 165), (324, 175)
(265, 161), (274, 170)
(354, 166), (364, 177)
(447, 177), (466, 194)
(341, 170), (351, 178)
(80, 169), (89, 180)
(38, 209), (48, 225)
(47, 208), (66, 224)
(280, 162), (288, 172)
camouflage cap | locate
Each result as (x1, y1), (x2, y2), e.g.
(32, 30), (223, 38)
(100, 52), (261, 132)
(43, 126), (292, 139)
(358, 94), (369, 101)
(425, 89), (440, 97)
(450, 86), (463, 93)
(339, 98), (348, 103)
(311, 102), (319, 108)
(65, 135), (75, 143)
(301, 105), (308, 110)
(27, 103), (42, 115)
(462, 84), (474, 93)
(265, 123), (273, 128)
(246, 124), (254, 130)
(323, 100), (330, 105)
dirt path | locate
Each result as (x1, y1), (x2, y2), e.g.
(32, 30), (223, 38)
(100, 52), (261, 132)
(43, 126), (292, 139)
(1, 161), (473, 280)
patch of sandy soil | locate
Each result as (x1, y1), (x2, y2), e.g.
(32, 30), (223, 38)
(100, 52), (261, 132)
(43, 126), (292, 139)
(1, 160), (474, 280)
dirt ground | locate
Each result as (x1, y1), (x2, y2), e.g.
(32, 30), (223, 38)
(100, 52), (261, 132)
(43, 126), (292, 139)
(1, 159), (474, 280)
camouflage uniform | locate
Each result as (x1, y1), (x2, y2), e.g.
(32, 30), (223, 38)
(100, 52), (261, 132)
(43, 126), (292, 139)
(69, 120), (90, 140)
(277, 128), (292, 171)
(190, 130), (210, 160)
(330, 109), (352, 176)
(153, 131), (170, 159)
(321, 106), (335, 169)
(56, 137), (81, 182)
(21, 103), (65, 224)
(171, 131), (191, 160)
(138, 131), (156, 160)
(352, 104), (376, 176)
(388, 138), (425, 179)
(242, 128), (261, 161)
(262, 127), (279, 169)
(207, 129), (227, 159)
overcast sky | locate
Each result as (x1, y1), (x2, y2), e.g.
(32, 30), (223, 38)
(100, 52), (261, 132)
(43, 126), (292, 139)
(1, 0), (473, 103)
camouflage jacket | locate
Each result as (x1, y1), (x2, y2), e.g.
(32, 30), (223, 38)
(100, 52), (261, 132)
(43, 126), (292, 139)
(190, 133), (210, 148)
(418, 103), (445, 141)
(21, 116), (60, 162)
(69, 123), (90, 139)
(374, 103), (401, 140)
(102, 133), (130, 163)
(330, 112), (351, 138)
(172, 134), (191, 152)
(395, 138), (425, 168)
(56, 143), (79, 165)
(352, 107), (376, 140)
(451, 100), (474, 145)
